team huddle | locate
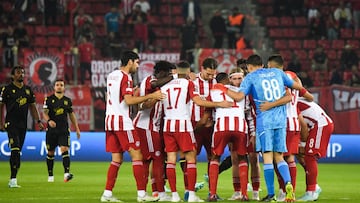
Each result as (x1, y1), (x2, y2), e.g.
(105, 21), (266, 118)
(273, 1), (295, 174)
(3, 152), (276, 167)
(0, 51), (333, 203)
(100, 51), (334, 202)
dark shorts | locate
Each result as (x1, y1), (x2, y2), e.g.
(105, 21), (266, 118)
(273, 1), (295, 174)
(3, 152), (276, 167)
(6, 127), (27, 151)
(46, 130), (70, 151)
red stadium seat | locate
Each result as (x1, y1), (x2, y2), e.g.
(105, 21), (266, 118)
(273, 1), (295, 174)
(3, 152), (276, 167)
(354, 30), (360, 38)
(303, 40), (317, 49)
(279, 50), (292, 61)
(174, 16), (184, 25)
(273, 40), (287, 50)
(280, 17), (293, 27)
(294, 50), (308, 60)
(294, 16), (307, 26)
(47, 26), (63, 35)
(269, 28), (283, 38)
(340, 29), (353, 38)
(172, 5), (182, 15)
(317, 40), (330, 49)
(265, 17), (279, 27)
(346, 40), (360, 49)
(35, 26), (47, 36)
(93, 15), (103, 26)
(288, 40), (302, 49)
(331, 39), (345, 49)
(326, 50), (337, 60)
(34, 37), (47, 47)
(48, 36), (62, 47)
(25, 25), (34, 37)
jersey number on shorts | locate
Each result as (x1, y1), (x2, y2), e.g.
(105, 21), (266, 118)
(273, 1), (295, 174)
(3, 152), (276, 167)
(166, 87), (181, 109)
(261, 79), (281, 101)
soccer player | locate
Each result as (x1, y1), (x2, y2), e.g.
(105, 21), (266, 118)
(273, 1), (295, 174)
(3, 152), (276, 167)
(267, 55), (313, 201)
(0, 65), (44, 188)
(214, 54), (308, 202)
(296, 98), (333, 201)
(203, 72), (249, 201)
(160, 61), (231, 202)
(100, 50), (164, 202)
(133, 60), (175, 201)
(42, 79), (81, 183)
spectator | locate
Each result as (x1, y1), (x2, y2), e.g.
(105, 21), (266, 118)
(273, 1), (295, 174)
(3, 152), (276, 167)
(120, 0), (136, 18)
(307, 2), (320, 22)
(298, 72), (313, 88)
(235, 33), (250, 50)
(104, 7), (123, 40)
(74, 8), (93, 40)
(179, 17), (198, 63)
(0, 25), (18, 68)
(125, 4), (147, 32)
(64, 0), (79, 25)
(149, 0), (160, 14)
(286, 52), (302, 73)
(349, 65), (360, 87)
(13, 22), (29, 48)
(353, 2), (360, 30)
(133, 0), (151, 14)
(77, 36), (95, 85)
(329, 67), (344, 85)
(340, 44), (359, 70)
(311, 46), (328, 71)
(334, 1), (352, 29)
(44, 0), (58, 26)
(102, 32), (123, 59)
(308, 12), (326, 39)
(209, 9), (227, 48)
(182, 0), (202, 25)
(133, 15), (148, 52)
(325, 13), (339, 40)
(75, 21), (96, 44)
(227, 7), (245, 49)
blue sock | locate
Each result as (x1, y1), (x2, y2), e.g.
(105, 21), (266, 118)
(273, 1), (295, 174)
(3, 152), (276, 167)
(264, 163), (275, 196)
(277, 160), (291, 184)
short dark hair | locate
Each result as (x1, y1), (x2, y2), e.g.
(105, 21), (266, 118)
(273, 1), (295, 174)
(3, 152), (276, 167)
(153, 60), (173, 74)
(236, 58), (247, 69)
(215, 72), (228, 83)
(120, 50), (139, 66)
(246, 54), (263, 66)
(268, 54), (284, 67)
(202, 58), (218, 70)
(11, 65), (24, 75)
(177, 60), (191, 69)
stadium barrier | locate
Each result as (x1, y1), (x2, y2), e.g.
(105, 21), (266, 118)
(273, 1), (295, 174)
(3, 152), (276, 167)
(0, 132), (359, 163)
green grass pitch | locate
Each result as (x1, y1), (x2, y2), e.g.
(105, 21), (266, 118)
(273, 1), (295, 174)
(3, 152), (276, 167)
(0, 161), (359, 202)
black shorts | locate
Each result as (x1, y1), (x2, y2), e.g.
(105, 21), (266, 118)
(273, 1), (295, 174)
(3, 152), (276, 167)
(6, 127), (27, 151)
(46, 130), (70, 151)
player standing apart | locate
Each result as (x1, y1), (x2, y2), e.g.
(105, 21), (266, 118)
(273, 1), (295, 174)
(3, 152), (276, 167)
(0, 65), (44, 188)
(100, 50), (164, 202)
(42, 79), (81, 183)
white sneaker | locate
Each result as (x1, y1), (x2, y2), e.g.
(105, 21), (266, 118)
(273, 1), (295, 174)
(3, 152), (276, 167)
(298, 191), (317, 202)
(247, 183), (253, 191)
(227, 191), (242, 200)
(137, 194), (160, 202)
(252, 190), (260, 201)
(48, 176), (54, 182)
(315, 184), (322, 199)
(277, 189), (286, 202)
(171, 193), (181, 202)
(8, 179), (21, 188)
(188, 195), (204, 202)
(100, 195), (123, 202)
(159, 194), (172, 202)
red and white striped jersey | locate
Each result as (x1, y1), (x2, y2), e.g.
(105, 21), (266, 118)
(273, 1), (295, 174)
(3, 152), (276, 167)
(161, 78), (198, 132)
(245, 96), (256, 135)
(105, 69), (134, 131)
(133, 75), (162, 132)
(285, 71), (300, 132)
(190, 73), (217, 121)
(209, 85), (248, 133)
(298, 98), (333, 128)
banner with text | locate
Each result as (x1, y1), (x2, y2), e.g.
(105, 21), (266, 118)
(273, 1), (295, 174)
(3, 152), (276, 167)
(0, 133), (358, 163)
(309, 85), (360, 134)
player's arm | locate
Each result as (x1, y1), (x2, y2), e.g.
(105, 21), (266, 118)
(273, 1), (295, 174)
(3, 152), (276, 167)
(139, 99), (157, 110)
(192, 95), (232, 108)
(194, 109), (212, 131)
(213, 83), (245, 101)
(150, 75), (173, 89)
(29, 103), (44, 130)
(124, 90), (164, 105)
(69, 112), (81, 140)
(259, 89), (292, 111)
